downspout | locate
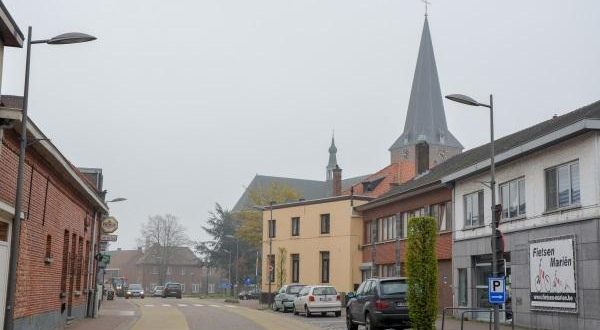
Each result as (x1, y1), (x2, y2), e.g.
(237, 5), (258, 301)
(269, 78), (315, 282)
(86, 210), (98, 317)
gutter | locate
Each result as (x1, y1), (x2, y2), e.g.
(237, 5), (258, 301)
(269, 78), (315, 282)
(355, 182), (448, 212)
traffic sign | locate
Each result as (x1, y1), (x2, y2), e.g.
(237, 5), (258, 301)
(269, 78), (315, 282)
(488, 277), (506, 304)
(100, 234), (118, 242)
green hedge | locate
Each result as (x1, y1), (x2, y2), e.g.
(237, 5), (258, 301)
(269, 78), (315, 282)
(407, 216), (438, 330)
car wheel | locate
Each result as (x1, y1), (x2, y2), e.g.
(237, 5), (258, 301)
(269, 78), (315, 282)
(141, 296), (145, 299)
(365, 312), (382, 330)
(346, 310), (358, 330)
(305, 305), (312, 317)
(177, 295), (182, 299)
(321, 312), (327, 316)
(293, 305), (299, 315)
(272, 303), (278, 311)
(335, 311), (341, 317)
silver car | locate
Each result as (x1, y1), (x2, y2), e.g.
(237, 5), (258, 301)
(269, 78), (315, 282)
(273, 284), (305, 312)
(152, 286), (164, 297)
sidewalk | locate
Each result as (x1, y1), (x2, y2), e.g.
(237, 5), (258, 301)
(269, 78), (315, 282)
(438, 317), (524, 330)
(68, 298), (139, 330)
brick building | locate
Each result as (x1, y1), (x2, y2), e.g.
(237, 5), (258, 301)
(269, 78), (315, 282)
(104, 248), (144, 284)
(136, 245), (204, 295)
(0, 94), (109, 329)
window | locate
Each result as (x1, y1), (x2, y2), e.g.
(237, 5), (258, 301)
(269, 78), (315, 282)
(181, 267), (186, 276)
(464, 191), (484, 227)
(180, 284), (185, 293)
(458, 268), (468, 306)
(378, 264), (395, 277)
(291, 217), (300, 236)
(152, 266), (159, 275)
(546, 161), (580, 211)
(61, 231), (69, 293)
(268, 254), (275, 283)
(320, 251), (330, 283)
(268, 219), (276, 238)
(45, 235), (52, 259)
(320, 214), (330, 234)
(167, 266), (172, 275)
(500, 178), (526, 219)
(0, 222), (8, 241)
(192, 284), (200, 293)
(366, 221), (377, 243)
(291, 254), (300, 283)
(375, 216), (396, 241)
(430, 202), (453, 231)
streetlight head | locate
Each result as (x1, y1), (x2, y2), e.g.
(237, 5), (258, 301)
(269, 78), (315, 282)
(107, 197), (127, 203)
(445, 94), (481, 107)
(47, 32), (97, 45)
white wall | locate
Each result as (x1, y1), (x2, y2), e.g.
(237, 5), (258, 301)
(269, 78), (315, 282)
(454, 132), (600, 241)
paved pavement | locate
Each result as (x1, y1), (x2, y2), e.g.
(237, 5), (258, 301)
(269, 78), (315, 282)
(68, 297), (525, 330)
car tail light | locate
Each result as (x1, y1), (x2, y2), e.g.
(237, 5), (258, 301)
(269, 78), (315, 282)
(308, 295), (315, 302)
(374, 299), (390, 311)
(336, 295), (340, 301)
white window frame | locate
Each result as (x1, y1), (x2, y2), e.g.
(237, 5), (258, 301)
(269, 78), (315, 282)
(545, 160), (580, 211)
(464, 190), (483, 227)
(499, 177), (526, 219)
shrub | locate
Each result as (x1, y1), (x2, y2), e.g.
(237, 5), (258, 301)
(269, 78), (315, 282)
(407, 216), (438, 330)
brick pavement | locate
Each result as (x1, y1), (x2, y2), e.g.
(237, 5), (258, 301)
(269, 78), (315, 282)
(67, 298), (139, 330)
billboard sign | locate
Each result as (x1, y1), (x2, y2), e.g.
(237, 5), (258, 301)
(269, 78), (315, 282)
(529, 236), (577, 310)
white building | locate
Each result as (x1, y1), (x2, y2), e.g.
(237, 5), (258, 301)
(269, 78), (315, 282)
(446, 100), (600, 329)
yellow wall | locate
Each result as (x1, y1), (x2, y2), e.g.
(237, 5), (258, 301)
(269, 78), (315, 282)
(261, 198), (368, 293)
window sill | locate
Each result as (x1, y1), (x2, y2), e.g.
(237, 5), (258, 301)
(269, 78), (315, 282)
(500, 215), (526, 223)
(462, 224), (486, 231)
(320, 233), (331, 236)
(543, 204), (581, 215)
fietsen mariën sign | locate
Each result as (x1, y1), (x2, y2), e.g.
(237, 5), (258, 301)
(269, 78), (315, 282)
(529, 237), (577, 310)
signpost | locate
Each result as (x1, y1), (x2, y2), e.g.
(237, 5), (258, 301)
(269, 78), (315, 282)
(488, 277), (506, 305)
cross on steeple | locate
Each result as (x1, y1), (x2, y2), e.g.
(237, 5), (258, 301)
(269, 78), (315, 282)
(326, 133), (338, 181)
(422, 0), (431, 16)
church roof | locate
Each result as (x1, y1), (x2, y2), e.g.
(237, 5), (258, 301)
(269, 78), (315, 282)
(232, 174), (368, 211)
(390, 16), (463, 151)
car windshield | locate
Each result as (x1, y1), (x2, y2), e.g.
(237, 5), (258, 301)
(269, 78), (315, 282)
(155, 286), (164, 290)
(167, 283), (180, 288)
(287, 286), (304, 294)
(130, 284), (142, 290)
(380, 280), (408, 295)
(312, 287), (337, 295)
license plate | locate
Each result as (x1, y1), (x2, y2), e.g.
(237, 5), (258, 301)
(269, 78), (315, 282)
(396, 302), (407, 307)
(320, 297), (332, 302)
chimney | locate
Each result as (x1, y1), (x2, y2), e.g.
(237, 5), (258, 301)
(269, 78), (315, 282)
(332, 165), (342, 196)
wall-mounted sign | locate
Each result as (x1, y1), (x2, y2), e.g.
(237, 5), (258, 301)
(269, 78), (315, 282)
(101, 216), (118, 234)
(100, 234), (118, 242)
(529, 236), (577, 310)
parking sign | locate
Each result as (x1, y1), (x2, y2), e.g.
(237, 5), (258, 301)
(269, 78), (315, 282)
(488, 277), (506, 304)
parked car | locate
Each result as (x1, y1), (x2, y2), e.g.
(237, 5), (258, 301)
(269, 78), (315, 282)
(162, 282), (183, 299)
(125, 283), (145, 299)
(238, 290), (259, 300)
(273, 284), (305, 312)
(152, 286), (165, 297)
(293, 285), (341, 317)
(345, 277), (410, 330)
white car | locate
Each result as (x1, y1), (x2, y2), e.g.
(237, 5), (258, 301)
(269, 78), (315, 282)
(292, 285), (342, 317)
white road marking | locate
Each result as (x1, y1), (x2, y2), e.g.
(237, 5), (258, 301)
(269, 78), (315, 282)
(209, 304), (220, 307)
(225, 305), (236, 308)
(178, 304), (188, 307)
(162, 304), (171, 307)
(194, 304), (204, 307)
(144, 304), (154, 307)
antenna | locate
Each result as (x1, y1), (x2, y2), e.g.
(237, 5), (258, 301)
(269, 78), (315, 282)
(421, 0), (431, 16)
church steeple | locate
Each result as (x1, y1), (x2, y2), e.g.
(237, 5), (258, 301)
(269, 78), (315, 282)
(390, 16), (463, 158)
(326, 135), (338, 181)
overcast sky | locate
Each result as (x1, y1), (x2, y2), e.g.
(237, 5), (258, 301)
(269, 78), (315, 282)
(2, 0), (599, 249)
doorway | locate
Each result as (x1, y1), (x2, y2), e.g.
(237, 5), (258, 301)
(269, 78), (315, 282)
(0, 217), (11, 326)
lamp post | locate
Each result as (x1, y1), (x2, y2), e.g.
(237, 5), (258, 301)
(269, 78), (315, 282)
(445, 93), (499, 330)
(268, 201), (275, 308)
(4, 27), (96, 330)
(223, 249), (232, 296)
(224, 235), (239, 297)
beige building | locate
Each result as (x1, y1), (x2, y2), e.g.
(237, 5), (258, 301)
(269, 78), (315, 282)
(261, 195), (372, 294)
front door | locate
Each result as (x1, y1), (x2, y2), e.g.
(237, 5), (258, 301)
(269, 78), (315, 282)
(0, 217), (12, 327)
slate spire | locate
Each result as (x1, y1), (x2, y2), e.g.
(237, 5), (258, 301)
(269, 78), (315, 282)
(389, 16), (463, 153)
(326, 134), (338, 181)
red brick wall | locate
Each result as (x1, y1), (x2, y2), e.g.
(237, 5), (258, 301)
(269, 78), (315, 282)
(1, 129), (99, 319)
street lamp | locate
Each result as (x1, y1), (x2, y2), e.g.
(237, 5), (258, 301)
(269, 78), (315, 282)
(224, 235), (239, 297)
(268, 201), (275, 308)
(5, 27), (96, 330)
(106, 197), (127, 203)
(222, 249), (233, 296)
(446, 93), (500, 330)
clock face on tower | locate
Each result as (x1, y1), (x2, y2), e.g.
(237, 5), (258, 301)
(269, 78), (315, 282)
(400, 148), (409, 159)
(439, 149), (448, 161)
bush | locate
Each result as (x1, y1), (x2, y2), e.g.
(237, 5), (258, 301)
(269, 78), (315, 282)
(407, 216), (438, 330)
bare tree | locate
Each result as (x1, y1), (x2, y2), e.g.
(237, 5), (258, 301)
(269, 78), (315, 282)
(139, 214), (189, 285)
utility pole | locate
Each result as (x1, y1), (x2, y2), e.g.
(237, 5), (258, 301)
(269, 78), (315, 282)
(268, 201), (275, 308)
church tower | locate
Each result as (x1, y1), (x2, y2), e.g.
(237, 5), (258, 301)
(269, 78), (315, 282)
(389, 16), (463, 183)
(326, 135), (338, 182)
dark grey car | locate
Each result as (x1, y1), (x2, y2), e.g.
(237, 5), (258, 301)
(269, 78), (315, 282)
(346, 278), (410, 330)
(273, 284), (306, 312)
